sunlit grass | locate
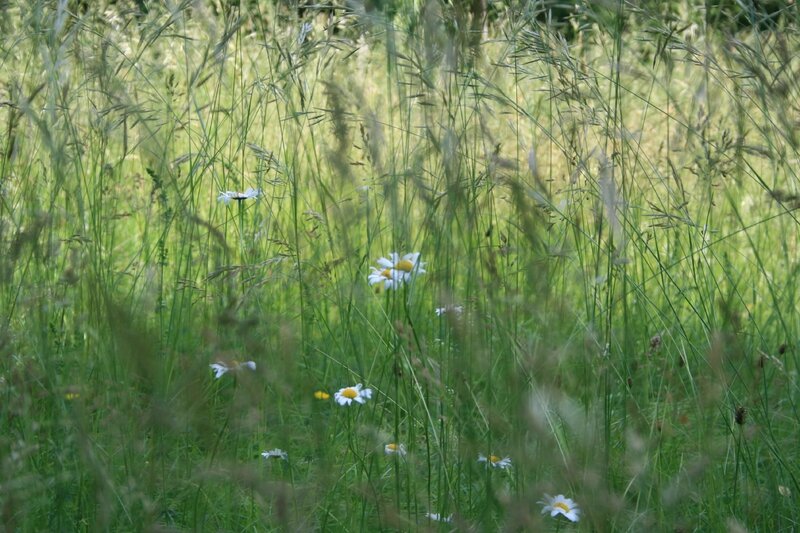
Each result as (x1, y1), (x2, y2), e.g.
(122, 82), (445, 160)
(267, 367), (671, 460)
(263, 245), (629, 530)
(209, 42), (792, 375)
(1, 1), (799, 530)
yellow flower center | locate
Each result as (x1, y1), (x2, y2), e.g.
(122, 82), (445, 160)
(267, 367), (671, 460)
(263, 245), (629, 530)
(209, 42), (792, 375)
(342, 388), (358, 399)
(490, 455), (501, 464)
(395, 259), (414, 272)
(387, 444), (398, 451)
(381, 268), (392, 279)
(554, 502), (571, 513)
(314, 391), (330, 400)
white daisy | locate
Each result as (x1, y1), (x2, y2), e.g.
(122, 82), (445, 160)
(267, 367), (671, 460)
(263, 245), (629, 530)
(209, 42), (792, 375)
(334, 383), (373, 406)
(209, 360), (257, 379)
(217, 187), (261, 204)
(217, 191), (236, 204)
(539, 493), (580, 522)
(384, 443), (407, 456)
(477, 454), (512, 469)
(261, 448), (288, 460)
(375, 252), (426, 282)
(368, 266), (403, 290)
(435, 305), (464, 316)
(426, 512), (452, 523)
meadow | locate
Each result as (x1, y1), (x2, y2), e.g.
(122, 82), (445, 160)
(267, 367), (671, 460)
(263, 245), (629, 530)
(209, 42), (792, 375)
(1, 1), (799, 530)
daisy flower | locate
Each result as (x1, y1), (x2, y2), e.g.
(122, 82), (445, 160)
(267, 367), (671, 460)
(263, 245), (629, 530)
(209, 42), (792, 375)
(261, 448), (288, 460)
(384, 443), (407, 456)
(209, 360), (256, 379)
(334, 383), (373, 406)
(435, 304), (464, 316)
(375, 252), (426, 282)
(539, 494), (580, 522)
(217, 187), (261, 204)
(368, 266), (403, 290)
(426, 513), (452, 523)
(313, 390), (331, 400)
(477, 454), (512, 469)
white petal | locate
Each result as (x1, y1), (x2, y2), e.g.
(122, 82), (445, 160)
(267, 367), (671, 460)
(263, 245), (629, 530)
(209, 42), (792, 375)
(262, 448), (288, 460)
(210, 363), (229, 378)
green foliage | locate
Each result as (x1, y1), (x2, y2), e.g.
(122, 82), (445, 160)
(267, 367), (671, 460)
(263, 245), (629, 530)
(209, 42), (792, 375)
(1, 0), (799, 530)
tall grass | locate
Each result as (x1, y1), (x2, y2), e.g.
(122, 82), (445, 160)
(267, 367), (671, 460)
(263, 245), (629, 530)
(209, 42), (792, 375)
(1, 0), (798, 530)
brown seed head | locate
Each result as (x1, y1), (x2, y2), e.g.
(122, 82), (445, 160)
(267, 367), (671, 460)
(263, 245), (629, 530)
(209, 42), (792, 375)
(650, 334), (662, 350)
(734, 406), (746, 425)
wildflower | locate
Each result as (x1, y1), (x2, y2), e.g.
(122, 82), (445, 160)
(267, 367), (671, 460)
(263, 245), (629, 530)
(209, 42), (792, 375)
(426, 513), (452, 523)
(261, 448), (288, 460)
(314, 390), (331, 400)
(217, 191), (235, 203)
(384, 443), (407, 456)
(368, 266), (403, 291)
(217, 187), (261, 204)
(334, 383), (372, 406)
(435, 305), (464, 316)
(539, 494), (580, 522)
(375, 252), (426, 282)
(477, 454), (512, 469)
(209, 360), (257, 379)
